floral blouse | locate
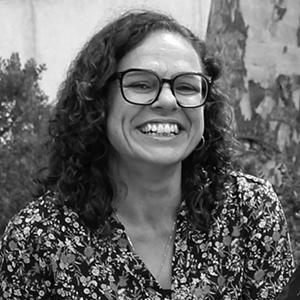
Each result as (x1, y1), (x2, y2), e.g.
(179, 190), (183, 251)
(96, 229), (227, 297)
(0, 173), (295, 299)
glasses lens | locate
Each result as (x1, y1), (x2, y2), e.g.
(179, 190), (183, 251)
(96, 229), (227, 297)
(122, 70), (159, 104)
(174, 74), (208, 107)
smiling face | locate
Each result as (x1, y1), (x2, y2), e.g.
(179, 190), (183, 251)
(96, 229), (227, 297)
(106, 30), (205, 168)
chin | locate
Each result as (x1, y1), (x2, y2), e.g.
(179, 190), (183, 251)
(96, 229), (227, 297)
(141, 152), (188, 167)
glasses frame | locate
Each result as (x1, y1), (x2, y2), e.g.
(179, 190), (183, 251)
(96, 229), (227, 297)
(111, 68), (212, 108)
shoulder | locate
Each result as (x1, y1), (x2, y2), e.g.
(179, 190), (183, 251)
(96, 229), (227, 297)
(229, 171), (278, 203)
(222, 171), (285, 221)
(2, 192), (61, 236)
(230, 170), (272, 189)
(0, 194), (90, 298)
(227, 171), (287, 227)
(0, 191), (83, 252)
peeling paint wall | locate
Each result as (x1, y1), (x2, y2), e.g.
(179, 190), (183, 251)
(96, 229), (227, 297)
(242, 0), (299, 83)
(207, 0), (300, 262)
(238, 0), (300, 179)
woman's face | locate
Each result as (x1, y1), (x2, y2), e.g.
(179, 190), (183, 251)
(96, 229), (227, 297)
(106, 30), (205, 167)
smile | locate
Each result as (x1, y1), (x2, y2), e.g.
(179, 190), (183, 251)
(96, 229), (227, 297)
(139, 123), (180, 136)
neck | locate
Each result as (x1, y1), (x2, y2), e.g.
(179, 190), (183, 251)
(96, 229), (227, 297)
(110, 158), (182, 226)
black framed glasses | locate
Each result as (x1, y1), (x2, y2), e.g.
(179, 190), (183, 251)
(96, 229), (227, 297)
(112, 68), (211, 108)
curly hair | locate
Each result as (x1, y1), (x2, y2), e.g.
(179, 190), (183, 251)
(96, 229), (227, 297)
(40, 10), (239, 234)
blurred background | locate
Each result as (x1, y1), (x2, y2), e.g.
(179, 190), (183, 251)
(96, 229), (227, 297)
(1, 0), (300, 262)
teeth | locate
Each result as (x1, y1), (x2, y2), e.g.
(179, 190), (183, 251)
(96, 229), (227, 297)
(157, 124), (164, 134)
(140, 123), (180, 136)
(170, 124), (179, 134)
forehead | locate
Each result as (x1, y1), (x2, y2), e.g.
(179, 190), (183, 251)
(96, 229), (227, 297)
(117, 30), (202, 73)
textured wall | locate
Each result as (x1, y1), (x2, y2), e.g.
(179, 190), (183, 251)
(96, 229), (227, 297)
(207, 0), (300, 262)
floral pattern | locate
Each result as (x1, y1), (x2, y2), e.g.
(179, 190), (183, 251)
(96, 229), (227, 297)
(0, 172), (295, 299)
(275, 263), (300, 299)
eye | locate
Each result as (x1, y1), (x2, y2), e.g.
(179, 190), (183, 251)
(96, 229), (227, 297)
(124, 81), (154, 91)
(123, 78), (158, 94)
(175, 83), (200, 95)
(122, 70), (160, 95)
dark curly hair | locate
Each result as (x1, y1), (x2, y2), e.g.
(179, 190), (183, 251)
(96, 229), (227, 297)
(40, 10), (239, 234)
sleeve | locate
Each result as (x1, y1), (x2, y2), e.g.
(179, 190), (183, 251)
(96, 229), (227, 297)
(0, 206), (54, 300)
(240, 178), (295, 300)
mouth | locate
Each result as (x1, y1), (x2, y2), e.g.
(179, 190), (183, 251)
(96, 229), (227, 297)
(138, 122), (182, 137)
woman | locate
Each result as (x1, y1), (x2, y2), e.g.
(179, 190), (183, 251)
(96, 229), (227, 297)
(0, 10), (294, 300)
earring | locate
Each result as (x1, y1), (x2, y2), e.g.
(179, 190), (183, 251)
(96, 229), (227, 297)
(195, 136), (205, 151)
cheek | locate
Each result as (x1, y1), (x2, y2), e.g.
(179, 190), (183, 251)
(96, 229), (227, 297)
(191, 108), (205, 134)
(106, 95), (135, 146)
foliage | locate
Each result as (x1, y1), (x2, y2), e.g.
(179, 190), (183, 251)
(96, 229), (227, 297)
(0, 53), (51, 235)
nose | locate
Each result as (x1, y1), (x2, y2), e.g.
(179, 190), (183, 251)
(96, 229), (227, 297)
(151, 83), (179, 111)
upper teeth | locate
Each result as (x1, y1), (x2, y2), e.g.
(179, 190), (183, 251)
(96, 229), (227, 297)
(140, 123), (180, 135)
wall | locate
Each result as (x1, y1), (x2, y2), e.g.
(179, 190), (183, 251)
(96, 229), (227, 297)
(0, 0), (211, 101)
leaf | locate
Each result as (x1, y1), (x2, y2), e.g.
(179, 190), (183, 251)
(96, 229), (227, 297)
(254, 269), (265, 281)
(217, 275), (226, 287)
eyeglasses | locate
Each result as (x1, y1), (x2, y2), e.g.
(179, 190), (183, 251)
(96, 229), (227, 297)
(112, 68), (211, 108)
